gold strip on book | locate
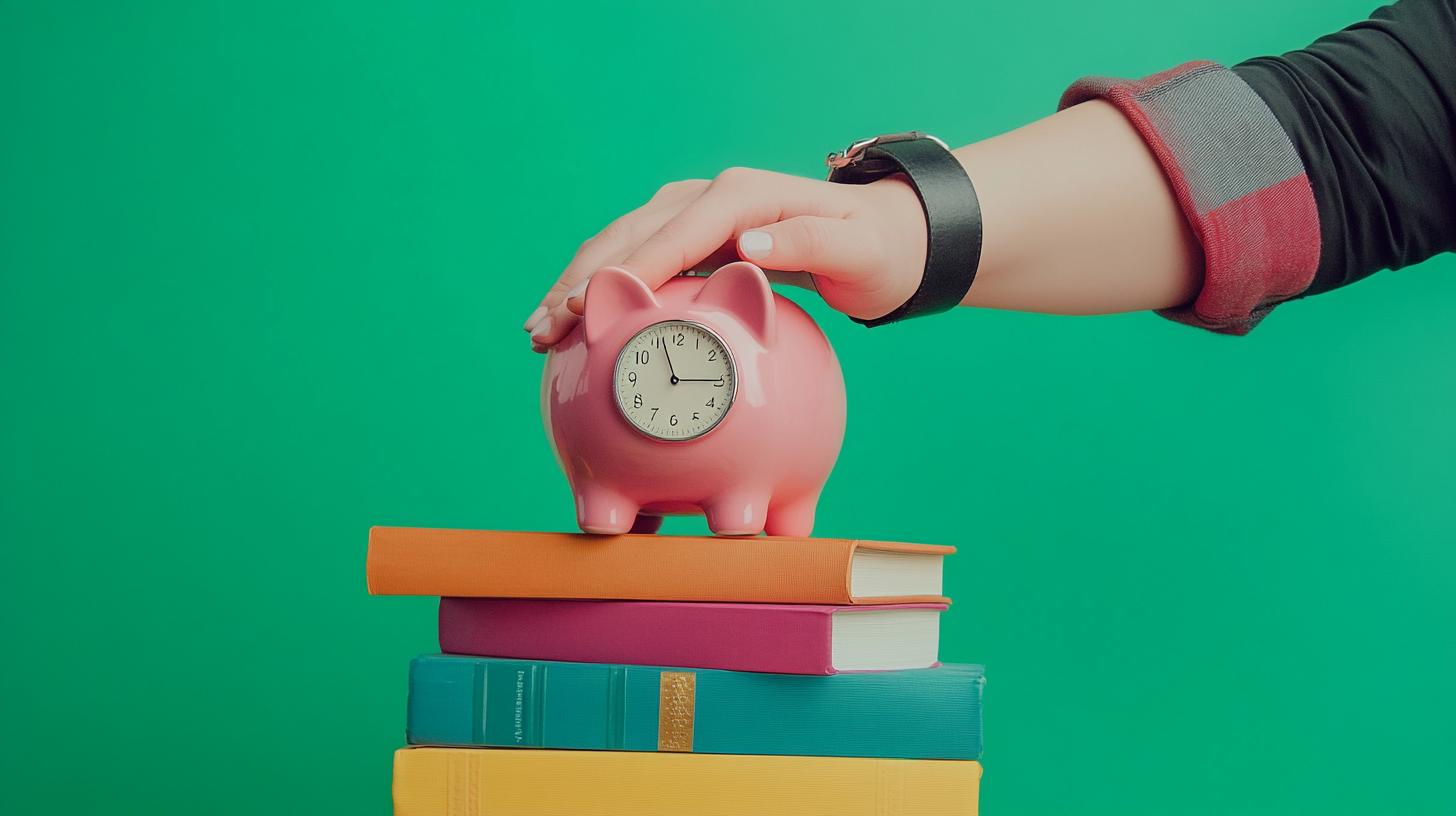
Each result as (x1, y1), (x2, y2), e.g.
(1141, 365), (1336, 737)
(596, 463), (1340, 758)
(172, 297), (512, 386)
(656, 671), (696, 752)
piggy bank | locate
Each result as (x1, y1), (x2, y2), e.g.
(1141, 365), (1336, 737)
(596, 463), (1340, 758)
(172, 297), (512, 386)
(541, 261), (846, 536)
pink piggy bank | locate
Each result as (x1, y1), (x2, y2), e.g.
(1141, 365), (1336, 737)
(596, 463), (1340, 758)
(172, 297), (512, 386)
(541, 261), (846, 536)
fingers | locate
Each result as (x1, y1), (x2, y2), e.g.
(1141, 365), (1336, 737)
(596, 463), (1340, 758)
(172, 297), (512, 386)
(615, 168), (852, 292)
(526, 180), (709, 350)
(530, 168), (846, 351)
(526, 167), (913, 351)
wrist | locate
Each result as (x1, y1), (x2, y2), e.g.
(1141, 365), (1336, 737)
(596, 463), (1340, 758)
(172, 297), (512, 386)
(863, 176), (930, 315)
(825, 133), (983, 326)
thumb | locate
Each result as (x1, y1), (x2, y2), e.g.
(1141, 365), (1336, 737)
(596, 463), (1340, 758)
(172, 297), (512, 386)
(737, 216), (922, 321)
(736, 216), (881, 282)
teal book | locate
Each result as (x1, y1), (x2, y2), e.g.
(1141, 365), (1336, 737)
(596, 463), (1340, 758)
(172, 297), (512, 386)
(406, 654), (984, 760)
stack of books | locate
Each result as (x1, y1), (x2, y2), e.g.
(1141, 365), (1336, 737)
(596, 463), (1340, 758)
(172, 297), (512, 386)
(368, 527), (985, 815)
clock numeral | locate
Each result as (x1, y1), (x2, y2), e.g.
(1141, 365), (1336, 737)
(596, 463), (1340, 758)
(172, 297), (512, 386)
(618, 323), (734, 439)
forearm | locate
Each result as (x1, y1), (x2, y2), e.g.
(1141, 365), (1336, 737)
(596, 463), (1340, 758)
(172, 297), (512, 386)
(950, 99), (1203, 315)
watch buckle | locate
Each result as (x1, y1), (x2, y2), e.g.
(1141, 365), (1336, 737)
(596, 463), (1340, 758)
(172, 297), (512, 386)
(825, 131), (948, 169)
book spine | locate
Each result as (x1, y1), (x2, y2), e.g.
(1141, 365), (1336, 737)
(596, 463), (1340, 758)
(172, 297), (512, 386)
(392, 747), (983, 816)
(438, 598), (837, 675)
(367, 527), (868, 602)
(407, 655), (985, 760)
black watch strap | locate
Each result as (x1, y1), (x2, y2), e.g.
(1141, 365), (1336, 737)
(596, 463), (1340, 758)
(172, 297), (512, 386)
(826, 132), (982, 328)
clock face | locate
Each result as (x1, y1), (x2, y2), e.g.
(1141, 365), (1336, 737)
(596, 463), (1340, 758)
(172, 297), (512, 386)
(613, 320), (737, 441)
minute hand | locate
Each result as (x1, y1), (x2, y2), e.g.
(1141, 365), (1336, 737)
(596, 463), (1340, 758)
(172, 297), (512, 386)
(677, 375), (725, 383)
(661, 343), (680, 385)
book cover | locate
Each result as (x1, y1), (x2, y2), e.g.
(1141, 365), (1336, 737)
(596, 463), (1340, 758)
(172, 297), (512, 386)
(367, 527), (953, 604)
(393, 746), (981, 816)
(406, 654), (984, 760)
(438, 597), (946, 675)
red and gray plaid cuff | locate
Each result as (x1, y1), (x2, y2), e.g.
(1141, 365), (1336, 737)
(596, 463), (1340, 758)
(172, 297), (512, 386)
(1060, 61), (1320, 335)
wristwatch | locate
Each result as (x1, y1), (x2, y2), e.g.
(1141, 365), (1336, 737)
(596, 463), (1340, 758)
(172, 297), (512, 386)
(826, 132), (982, 327)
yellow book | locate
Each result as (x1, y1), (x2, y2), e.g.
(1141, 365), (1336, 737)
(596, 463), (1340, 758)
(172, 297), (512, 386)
(393, 746), (981, 816)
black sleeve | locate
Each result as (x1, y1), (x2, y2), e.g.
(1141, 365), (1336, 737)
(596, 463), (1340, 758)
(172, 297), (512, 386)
(1232, 0), (1456, 299)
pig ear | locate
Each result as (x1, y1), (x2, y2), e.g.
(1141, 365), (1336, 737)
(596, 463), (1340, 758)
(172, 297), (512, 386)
(693, 261), (776, 347)
(583, 267), (659, 346)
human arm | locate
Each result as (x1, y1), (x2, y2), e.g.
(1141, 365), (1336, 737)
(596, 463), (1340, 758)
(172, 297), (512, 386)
(524, 98), (1202, 350)
(525, 0), (1456, 350)
(950, 99), (1203, 316)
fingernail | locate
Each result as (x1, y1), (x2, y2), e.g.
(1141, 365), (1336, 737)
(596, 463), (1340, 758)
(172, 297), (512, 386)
(739, 230), (772, 261)
(529, 315), (553, 342)
(565, 279), (589, 300)
(523, 306), (548, 332)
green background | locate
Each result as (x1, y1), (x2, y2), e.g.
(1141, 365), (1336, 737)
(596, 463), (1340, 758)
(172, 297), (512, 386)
(2, 2), (1452, 813)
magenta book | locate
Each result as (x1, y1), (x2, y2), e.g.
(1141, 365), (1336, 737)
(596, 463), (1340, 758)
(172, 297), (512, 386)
(437, 597), (945, 675)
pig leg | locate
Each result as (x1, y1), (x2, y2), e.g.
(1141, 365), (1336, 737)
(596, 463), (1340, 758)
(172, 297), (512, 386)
(629, 514), (663, 534)
(764, 492), (819, 538)
(575, 485), (641, 535)
(703, 491), (771, 536)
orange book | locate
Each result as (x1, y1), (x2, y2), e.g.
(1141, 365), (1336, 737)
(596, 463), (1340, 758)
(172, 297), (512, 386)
(367, 528), (953, 604)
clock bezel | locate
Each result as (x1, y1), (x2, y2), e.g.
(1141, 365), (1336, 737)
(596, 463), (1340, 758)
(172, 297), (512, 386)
(611, 319), (739, 442)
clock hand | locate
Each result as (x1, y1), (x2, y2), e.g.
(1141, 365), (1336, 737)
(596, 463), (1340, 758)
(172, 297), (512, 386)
(661, 342), (679, 385)
(677, 375), (725, 383)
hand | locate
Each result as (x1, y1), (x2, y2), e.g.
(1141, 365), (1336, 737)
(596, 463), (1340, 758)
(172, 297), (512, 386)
(523, 168), (929, 351)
